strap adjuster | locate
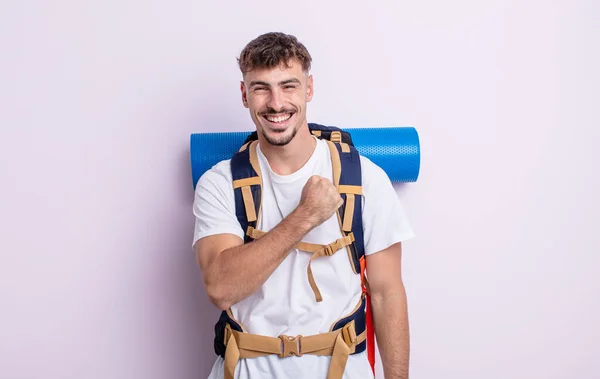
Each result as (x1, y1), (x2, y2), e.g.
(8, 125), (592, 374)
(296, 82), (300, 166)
(342, 322), (357, 345)
(279, 335), (303, 358)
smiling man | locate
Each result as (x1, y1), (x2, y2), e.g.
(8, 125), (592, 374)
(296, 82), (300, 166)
(192, 32), (415, 379)
(246, 75), (305, 146)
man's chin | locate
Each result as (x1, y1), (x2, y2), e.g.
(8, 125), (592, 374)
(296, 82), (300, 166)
(260, 128), (297, 147)
(263, 133), (293, 147)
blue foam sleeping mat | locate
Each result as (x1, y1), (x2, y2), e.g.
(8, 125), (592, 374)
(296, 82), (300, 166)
(190, 124), (420, 188)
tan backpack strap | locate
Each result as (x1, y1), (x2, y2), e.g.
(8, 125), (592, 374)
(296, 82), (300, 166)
(224, 329), (240, 379)
(328, 131), (350, 152)
(238, 141), (251, 152)
(325, 139), (361, 231)
(232, 177), (262, 188)
(246, 226), (354, 303)
(223, 319), (364, 379)
(325, 139), (362, 273)
(325, 140), (342, 187)
(338, 185), (362, 232)
(245, 226), (263, 239)
(305, 234), (355, 302)
(233, 176), (262, 223)
(248, 141), (261, 177)
(232, 141), (262, 224)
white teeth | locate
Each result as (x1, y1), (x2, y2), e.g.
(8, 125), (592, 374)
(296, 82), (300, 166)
(266, 114), (292, 123)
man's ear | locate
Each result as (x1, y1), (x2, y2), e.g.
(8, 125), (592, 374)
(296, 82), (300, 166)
(240, 81), (248, 108)
(306, 74), (314, 102)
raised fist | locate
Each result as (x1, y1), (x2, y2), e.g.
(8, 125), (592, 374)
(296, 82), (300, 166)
(298, 175), (343, 228)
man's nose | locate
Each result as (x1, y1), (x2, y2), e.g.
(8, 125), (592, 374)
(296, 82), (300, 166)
(267, 89), (284, 111)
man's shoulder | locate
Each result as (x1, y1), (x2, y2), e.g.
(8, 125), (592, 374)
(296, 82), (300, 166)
(195, 159), (233, 192)
(358, 155), (390, 184)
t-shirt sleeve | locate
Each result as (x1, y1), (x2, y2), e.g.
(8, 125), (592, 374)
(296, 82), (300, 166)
(192, 160), (245, 248)
(360, 156), (415, 256)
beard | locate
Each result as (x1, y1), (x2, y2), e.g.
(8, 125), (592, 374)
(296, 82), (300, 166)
(257, 106), (300, 147)
(259, 123), (299, 146)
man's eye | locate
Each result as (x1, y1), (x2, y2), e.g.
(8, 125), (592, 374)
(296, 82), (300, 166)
(284, 85), (297, 89)
(254, 87), (267, 91)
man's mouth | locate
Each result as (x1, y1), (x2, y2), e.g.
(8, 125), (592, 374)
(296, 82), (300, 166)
(263, 113), (293, 124)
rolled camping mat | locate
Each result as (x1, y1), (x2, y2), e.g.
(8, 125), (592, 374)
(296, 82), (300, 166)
(190, 126), (420, 188)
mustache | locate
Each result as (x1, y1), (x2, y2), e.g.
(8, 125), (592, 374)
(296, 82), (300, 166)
(259, 106), (297, 115)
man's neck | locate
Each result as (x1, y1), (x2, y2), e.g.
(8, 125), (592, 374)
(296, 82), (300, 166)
(259, 126), (317, 176)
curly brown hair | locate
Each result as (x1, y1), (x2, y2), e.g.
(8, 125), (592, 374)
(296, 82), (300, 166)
(237, 32), (312, 75)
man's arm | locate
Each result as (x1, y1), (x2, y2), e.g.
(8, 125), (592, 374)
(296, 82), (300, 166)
(195, 175), (343, 310)
(367, 242), (410, 379)
(195, 206), (313, 310)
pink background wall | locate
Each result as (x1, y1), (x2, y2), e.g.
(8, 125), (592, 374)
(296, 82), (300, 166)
(1, 0), (599, 378)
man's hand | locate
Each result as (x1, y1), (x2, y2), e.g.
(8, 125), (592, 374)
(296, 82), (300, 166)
(298, 175), (343, 227)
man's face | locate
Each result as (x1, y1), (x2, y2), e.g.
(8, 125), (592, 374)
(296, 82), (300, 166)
(241, 59), (313, 147)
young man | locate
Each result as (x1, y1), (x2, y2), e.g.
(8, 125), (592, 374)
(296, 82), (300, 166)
(192, 32), (415, 379)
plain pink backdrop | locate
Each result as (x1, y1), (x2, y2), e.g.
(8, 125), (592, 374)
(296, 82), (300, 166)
(1, 0), (599, 378)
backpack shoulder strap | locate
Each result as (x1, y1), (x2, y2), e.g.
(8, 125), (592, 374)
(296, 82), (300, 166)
(321, 129), (373, 374)
(324, 138), (364, 274)
(230, 140), (262, 243)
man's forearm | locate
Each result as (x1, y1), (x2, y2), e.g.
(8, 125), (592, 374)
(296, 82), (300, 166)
(204, 207), (314, 309)
(371, 285), (410, 379)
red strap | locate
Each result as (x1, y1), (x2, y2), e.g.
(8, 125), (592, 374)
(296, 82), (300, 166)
(366, 294), (375, 373)
(360, 257), (376, 374)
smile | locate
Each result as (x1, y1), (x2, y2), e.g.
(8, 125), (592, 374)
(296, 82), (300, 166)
(263, 113), (293, 123)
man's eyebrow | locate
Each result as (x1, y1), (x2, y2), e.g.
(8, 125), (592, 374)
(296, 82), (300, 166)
(249, 80), (270, 87)
(248, 79), (301, 87)
(279, 79), (301, 86)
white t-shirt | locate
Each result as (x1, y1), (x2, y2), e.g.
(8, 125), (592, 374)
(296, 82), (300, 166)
(192, 137), (415, 379)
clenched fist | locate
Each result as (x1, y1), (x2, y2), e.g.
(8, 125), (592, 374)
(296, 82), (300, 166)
(298, 175), (343, 228)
